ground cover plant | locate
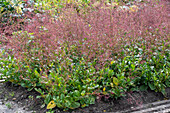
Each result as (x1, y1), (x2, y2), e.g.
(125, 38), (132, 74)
(0, 0), (170, 111)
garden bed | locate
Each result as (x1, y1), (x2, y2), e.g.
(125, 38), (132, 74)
(0, 0), (170, 112)
(0, 82), (169, 113)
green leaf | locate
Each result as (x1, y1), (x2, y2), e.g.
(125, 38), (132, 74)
(89, 96), (95, 104)
(140, 85), (148, 91)
(21, 83), (26, 87)
(161, 88), (167, 97)
(27, 87), (34, 91)
(34, 69), (40, 77)
(56, 102), (63, 108)
(74, 90), (80, 97)
(44, 94), (52, 104)
(70, 102), (80, 109)
(36, 96), (42, 99)
(80, 98), (86, 105)
(81, 90), (86, 96)
(113, 77), (119, 86)
(65, 99), (71, 108)
(60, 94), (65, 100)
(165, 80), (170, 87)
(148, 82), (155, 90)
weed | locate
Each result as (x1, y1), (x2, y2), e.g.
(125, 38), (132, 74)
(4, 95), (8, 101)
(28, 95), (34, 100)
(9, 92), (14, 97)
(5, 102), (12, 109)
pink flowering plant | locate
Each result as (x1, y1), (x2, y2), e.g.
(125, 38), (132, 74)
(0, 0), (169, 110)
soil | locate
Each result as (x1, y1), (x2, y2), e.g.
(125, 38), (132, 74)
(0, 82), (169, 113)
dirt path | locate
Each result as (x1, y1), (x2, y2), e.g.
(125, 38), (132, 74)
(0, 98), (32, 113)
(0, 83), (30, 113)
(0, 82), (45, 113)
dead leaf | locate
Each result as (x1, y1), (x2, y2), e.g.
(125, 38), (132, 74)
(47, 100), (56, 109)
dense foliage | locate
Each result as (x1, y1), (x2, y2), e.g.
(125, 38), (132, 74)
(0, 0), (169, 111)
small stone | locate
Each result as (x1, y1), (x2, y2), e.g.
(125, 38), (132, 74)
(12, 98), (16, 101)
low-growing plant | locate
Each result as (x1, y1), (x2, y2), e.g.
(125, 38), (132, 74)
(0, 0), (169, 111)
(9, 92), (15, 97)
(5, 102), (12, 109)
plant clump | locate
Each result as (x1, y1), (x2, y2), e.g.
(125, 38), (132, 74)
(0, 0), (169, 111)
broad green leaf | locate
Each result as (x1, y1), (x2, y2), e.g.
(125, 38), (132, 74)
(113, 77), (119, 86)
(70, 102), (80, 109)
(21, 83), (26, 87)
(161, 88), (167, 97)
(165, 80), (170, 87)
(148, 82), (155, 90)
(81, 90), (86, 96)
(65, 99), (71, 108)
(60, 94), (65, 100)
(34, 69), (40, 77)
(140, 85), (148, 91)
(89, 96), (95, 104)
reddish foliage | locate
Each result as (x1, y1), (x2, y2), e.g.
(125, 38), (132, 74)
(1, 0), (169, 68)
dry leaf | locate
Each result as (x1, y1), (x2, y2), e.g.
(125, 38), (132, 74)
(47, 100), (56, 109)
